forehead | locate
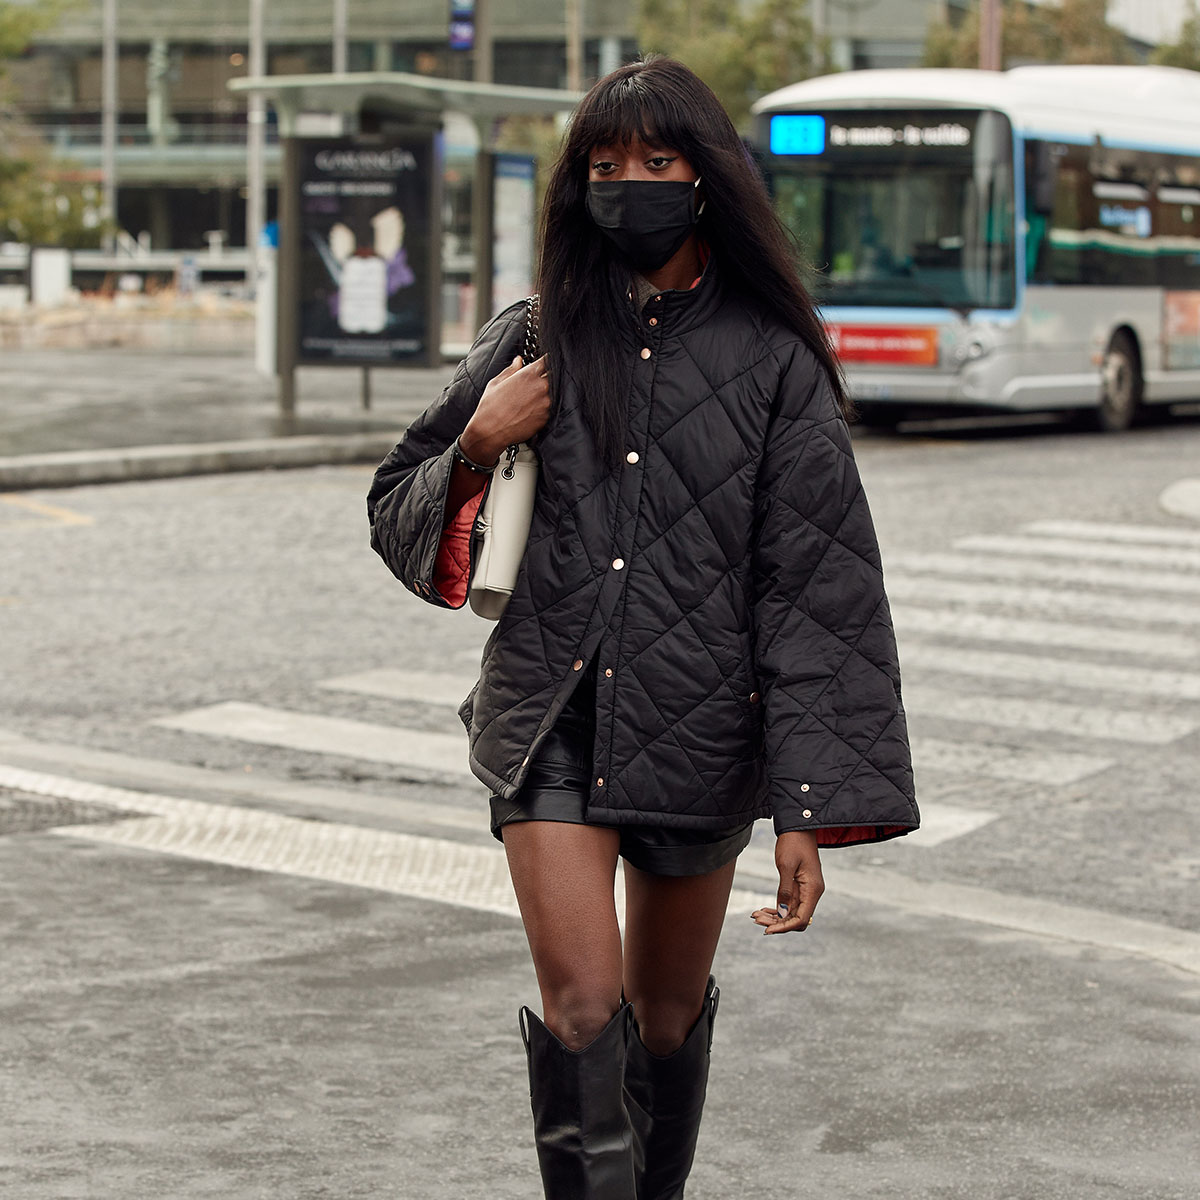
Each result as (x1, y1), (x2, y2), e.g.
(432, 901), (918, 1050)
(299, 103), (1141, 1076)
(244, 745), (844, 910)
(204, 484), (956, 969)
(589, 133), (673, 155)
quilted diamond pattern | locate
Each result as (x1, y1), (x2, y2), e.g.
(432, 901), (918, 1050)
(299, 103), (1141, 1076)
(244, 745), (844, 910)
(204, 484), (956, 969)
(368, 271), (918, 846)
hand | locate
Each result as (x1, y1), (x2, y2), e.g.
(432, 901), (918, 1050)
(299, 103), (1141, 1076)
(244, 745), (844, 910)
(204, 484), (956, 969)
(460, 356), (551, 466)
(751, 831), (824, 935)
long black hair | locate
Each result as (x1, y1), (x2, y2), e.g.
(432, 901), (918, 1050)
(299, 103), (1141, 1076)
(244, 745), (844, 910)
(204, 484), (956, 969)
(537, 55), (848, 465)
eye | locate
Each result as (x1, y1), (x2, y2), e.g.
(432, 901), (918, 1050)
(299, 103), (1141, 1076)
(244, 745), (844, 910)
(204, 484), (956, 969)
(647, 155), (677, 169)
(591, 159), (617, 174)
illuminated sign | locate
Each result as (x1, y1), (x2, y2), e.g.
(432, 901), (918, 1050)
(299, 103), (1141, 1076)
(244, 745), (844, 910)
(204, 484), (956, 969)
(829, 122), (972, 149)
(828, 324), (939, 367)
(770, 114), (826, 156)
(450, 0), (474, 50)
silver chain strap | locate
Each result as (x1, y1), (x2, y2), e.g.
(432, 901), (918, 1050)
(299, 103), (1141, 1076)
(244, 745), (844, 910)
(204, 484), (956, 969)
(522, 293), (541, 366)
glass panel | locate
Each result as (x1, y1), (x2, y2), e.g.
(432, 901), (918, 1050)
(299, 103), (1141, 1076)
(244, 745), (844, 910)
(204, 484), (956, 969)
(773, 163), (1015, 309)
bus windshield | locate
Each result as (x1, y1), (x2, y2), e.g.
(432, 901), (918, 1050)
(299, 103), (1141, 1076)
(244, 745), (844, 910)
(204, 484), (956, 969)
(766, 110), (1016, 311)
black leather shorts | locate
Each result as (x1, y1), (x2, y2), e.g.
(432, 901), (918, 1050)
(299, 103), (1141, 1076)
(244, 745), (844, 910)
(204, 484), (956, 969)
(489, 665), (753, 878)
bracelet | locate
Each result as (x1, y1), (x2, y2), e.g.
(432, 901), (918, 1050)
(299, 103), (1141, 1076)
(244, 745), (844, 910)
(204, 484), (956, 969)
(452, 436), (499, 474)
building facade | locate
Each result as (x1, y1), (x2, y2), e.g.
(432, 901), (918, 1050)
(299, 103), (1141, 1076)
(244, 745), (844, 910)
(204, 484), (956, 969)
(7, 0), (1191, 253)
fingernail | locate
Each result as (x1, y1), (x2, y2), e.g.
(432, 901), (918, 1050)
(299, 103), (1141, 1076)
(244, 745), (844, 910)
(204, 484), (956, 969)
(778, 902), (788, 916)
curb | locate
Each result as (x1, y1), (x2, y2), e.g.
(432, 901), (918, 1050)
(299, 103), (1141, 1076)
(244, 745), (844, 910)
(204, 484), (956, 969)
(0, 432), (404, 491)
(1159, 478), (1200, 524)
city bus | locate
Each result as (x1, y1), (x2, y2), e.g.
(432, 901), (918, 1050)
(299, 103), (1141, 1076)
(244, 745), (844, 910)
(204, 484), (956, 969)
(752, 66), (1200, 429)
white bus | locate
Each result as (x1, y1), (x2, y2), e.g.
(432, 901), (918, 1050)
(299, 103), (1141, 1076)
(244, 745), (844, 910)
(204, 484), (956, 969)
(753, 66), (1200, 429)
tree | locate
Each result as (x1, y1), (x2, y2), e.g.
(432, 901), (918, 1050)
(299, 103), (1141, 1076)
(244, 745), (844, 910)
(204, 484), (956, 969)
(924, 0), (1134, 69)
(1151, 1), (1200, 71)
(638, 0), (831, 132)
(0, 0), (104, 247)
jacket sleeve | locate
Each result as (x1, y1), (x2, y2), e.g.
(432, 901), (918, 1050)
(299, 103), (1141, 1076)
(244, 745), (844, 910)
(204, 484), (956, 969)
(366, 303), (525, 608)
(751, 340), (918, 845)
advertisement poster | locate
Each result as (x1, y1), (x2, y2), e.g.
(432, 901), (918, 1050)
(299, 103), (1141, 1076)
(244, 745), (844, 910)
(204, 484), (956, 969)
(1164, 291), (1200, 369)
(492, 153), (536, 317)
(298, 137), (433, 363)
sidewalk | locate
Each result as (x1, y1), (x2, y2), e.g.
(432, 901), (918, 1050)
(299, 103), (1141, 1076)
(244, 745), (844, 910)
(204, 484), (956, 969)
(0, 348), (455, 490)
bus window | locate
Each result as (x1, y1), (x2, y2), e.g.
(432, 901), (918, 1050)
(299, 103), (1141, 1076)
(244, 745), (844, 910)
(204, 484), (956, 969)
(1155, 184), (1200, 288)
(765, 110), (1016, 310)
(1028, 143), (1157, 287)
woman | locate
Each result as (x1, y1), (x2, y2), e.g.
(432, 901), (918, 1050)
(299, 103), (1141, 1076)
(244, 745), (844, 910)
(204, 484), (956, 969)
(368, 57), (917, 1200)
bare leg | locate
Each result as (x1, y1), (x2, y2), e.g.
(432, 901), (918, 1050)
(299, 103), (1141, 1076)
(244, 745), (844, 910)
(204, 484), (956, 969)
(503, 820), (624, 1050)
(621, 858), (738, 1055)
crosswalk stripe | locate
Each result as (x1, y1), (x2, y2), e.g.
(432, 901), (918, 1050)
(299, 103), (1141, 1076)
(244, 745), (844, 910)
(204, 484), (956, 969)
(321, 668), (476, 708)
(885, 573), (1200, 627)
(904, 642), (1200, 700)
(1027, 519), (1200, 548)
(904, 684), (1197, 745)
(153, 702), (473, 779)
(911, 736), (1110, 786)
(890, 551), (1200, 596)
(892, 605), (1195, 659)
(0, 766), (764, 922)
(955, 534), (1200, 572)
(10, 764), (1197, 976)
(146, 698), (998, 845)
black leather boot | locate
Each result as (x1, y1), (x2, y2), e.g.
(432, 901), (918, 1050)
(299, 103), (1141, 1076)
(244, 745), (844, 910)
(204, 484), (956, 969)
(624, 976), (720, 1200)
(520, 1002), (637, 1200)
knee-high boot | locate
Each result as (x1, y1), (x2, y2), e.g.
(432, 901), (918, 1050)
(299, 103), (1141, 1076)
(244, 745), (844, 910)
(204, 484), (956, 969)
(519, 1002), (637, 1200)
(624, 976), (720, 1200)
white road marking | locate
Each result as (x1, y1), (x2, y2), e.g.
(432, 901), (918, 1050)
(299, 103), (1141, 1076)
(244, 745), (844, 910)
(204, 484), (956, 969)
(148, 699), (989, 847)
(911, 736), (1110, 786)
(885, 573), (1200, 627)
(1026, 519), (1200, 547)
(904, 683), (1197, 745)
(321, 668), (476, 708)
(0, 765), (759, 922)
(5, 764), (1196, 977)
(903, 643), (1200, 700)
(900, 803), (997, 846)
(153, 702), (473, 779)
(892, 604), (1195, 659)
(891, 551), (1200, 595)
(955, 534), (1200, 572)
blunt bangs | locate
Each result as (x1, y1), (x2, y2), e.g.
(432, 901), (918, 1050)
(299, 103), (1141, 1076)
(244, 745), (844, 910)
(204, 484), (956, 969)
(568, 71), (700, 161)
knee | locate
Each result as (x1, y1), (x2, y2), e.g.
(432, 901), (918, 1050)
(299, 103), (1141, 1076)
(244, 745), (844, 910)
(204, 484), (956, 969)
(630, 995), (702, 1057)
(541, 984), (623, 1051)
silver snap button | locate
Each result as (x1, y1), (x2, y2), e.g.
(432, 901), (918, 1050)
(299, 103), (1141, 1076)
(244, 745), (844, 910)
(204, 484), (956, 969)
(639, 348), (651, 360)
(597, 777), (605, 787)
(626, 451), (640, 464)
(612, 558), (625, 570)
(802, 809), (812, 819)
(604, 668), (613, 678)
(572, 659), (583, 671)
(800, 783), (810, 792)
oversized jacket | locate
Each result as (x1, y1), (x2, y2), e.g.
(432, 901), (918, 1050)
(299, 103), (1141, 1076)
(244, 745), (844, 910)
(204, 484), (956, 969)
(368, 266), (918, 845)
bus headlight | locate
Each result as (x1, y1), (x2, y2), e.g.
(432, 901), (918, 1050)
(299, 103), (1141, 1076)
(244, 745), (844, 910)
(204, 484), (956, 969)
(954, 339), (989, 364)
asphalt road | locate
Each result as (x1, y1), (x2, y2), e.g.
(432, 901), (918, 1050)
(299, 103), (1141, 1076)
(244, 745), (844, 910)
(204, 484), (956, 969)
(2, 416), (1199, 1198)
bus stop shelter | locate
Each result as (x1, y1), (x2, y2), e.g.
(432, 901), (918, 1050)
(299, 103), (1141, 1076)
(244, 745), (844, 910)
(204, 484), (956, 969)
(230, 72), (580, 414)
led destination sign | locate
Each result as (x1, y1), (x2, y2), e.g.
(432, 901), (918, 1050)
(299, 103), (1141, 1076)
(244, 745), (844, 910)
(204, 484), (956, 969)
(769, 113), (976, 156)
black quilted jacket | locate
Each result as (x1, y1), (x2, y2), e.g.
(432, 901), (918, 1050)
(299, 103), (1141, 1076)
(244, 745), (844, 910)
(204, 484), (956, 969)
(368, 268), (918, 845)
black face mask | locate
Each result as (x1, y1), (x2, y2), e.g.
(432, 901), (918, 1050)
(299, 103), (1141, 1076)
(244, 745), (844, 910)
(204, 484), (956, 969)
(585, 179), (702, 272)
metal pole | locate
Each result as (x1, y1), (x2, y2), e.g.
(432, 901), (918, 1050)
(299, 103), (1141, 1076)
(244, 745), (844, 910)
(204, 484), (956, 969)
(811, 0), (827, 72)
(565, 0), (583, 92)
(101, 0), (117, 249)
(474, 0), (493, 84)
(979, 0), (1002, 71)
(277, 135), (301, 417)
(333, 0), (348, 75)
(247, 0), (266, 261)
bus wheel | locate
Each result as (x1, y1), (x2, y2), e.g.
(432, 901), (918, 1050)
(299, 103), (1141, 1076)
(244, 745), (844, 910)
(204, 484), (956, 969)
(1094, 333), (1144, 432)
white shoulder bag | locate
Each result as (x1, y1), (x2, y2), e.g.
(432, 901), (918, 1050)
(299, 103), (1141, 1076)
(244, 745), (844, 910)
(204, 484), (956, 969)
(468, 295), (540, 620)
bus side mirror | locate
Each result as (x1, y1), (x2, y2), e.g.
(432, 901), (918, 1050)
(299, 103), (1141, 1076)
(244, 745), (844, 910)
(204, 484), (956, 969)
(1031, 141), (1057, 215)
